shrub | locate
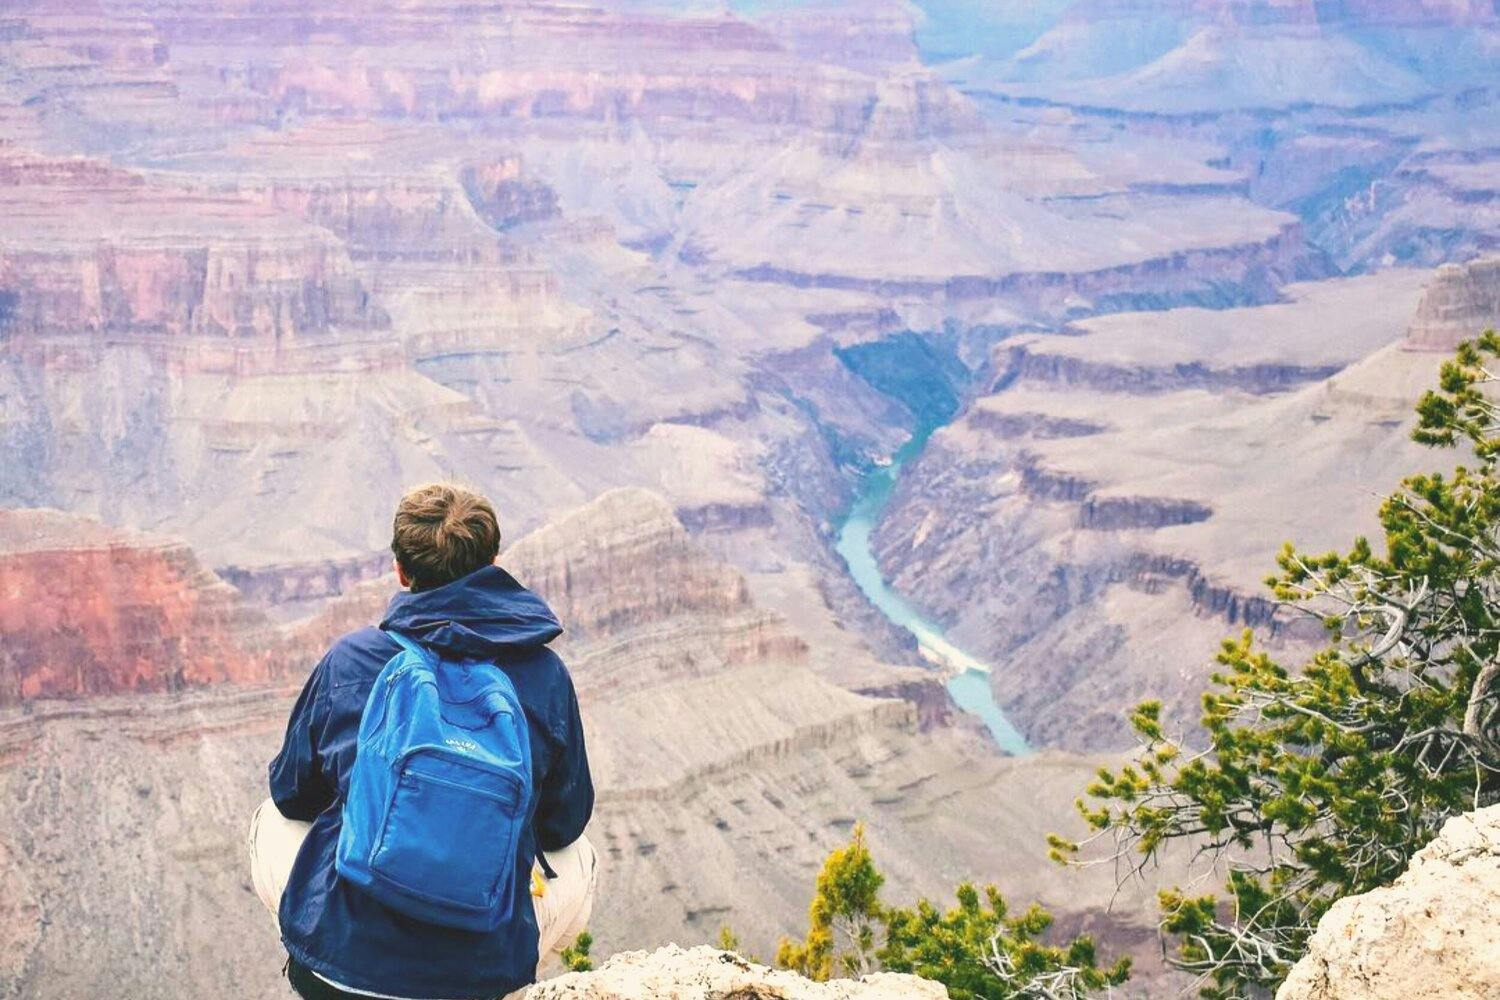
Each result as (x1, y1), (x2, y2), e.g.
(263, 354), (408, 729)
(780, 824), (1129, 997)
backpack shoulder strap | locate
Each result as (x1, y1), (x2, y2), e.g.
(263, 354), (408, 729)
(383, 628), (431, 662)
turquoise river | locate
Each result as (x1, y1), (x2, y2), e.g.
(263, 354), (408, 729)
(835, 431), (1032, 755)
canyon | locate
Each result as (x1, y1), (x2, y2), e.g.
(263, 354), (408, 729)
(0, 490), (1174, 998)
(0, 1), (1497, 997)
(873, 266), (1490, 749)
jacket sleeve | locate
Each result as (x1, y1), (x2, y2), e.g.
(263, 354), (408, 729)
(269, 653), (336, 821)
(534, 667), (594, 852)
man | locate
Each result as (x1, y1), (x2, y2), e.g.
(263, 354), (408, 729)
(248, 483), (596, 1000)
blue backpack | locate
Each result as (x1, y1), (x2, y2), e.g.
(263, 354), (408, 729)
(336, 630), (533, 932)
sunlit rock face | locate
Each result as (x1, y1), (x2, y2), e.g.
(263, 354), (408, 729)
(0, 509), (283, 703)
(528, 945), (945, 1000)
(1277, 804), (1500, 1000)
(1405, 257), (1500, 352)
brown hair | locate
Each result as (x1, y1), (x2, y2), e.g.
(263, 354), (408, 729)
(390, 483), (501, 590)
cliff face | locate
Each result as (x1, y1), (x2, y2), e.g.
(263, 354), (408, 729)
(0, 152), (390, 352)
(2, 0), (970, 142)
(1277, 804), (1500, 1000)
(1405, 256), (1500, 352)
(0, 509), (283, 704)
(873, 270), (1449, 750)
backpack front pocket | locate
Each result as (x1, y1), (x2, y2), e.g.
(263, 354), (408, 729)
(370, 749), (523, 919)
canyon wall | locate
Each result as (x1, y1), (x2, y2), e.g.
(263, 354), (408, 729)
(1405, 257), (1500, 352)
(0, 509), (285, 704)
(871, 267), (1480, 750)
(0, 488), (1177, 998)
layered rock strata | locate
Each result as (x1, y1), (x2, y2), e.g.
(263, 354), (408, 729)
(0, 508), (284, 704)
(0, 488), (1178, 999)
(1405, 256), (1500, 352)
(873, 270), (1457, 750)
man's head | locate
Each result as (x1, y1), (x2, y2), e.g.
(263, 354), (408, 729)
(390, 483), (502, 591)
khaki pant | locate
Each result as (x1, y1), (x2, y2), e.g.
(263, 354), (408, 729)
(247, 798), (597, 998)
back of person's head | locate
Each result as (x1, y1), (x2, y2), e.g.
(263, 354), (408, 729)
(390, 483), (501, 591)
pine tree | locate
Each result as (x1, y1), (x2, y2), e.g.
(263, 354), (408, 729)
(1051, 332), (1500, 998)
(776, 823), (884, 980)
(780, 824), (1129, 997)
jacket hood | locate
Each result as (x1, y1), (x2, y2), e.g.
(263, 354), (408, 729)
(380, 564), (562, 657)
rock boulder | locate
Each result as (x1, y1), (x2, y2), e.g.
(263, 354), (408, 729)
(1277, 804), (1500, 999)
(528, 946), (945, 1000)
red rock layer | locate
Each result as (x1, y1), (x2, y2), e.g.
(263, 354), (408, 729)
(0, 509), (284, 705)
(0, 146), (400, 374)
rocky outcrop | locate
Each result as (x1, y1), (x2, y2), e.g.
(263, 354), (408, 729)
(502, 489), (803, 662)
(1277, 805), (1500, 1000)
(461, 159), (560, 232)
(1124, 553), (1287, 632)
(1404, 256), (1500, 351)
(529, 946), (943, 1000)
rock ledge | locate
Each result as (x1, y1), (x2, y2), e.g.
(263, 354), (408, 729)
(1277, 803), (1500, 999)
(528, 945), (944, 1000)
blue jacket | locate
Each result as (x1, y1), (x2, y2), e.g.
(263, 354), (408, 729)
(269, 565), (593, 1000)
